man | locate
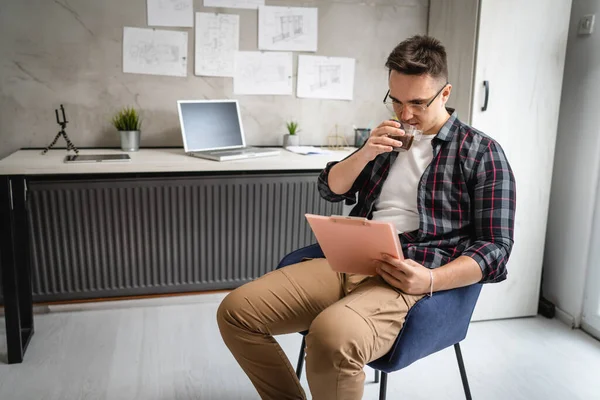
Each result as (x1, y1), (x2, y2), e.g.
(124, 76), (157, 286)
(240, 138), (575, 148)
(217, 35), (516, 400)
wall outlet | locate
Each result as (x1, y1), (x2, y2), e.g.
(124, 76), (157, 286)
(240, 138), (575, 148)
(578, 14), (595, 35)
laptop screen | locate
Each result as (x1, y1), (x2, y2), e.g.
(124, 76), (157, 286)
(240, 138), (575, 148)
(178, 100), (245, 152)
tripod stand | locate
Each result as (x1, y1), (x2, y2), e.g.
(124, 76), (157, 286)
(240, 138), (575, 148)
(42, 104), (79, 155)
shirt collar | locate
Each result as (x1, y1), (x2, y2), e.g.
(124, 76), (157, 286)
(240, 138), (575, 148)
(433, 108), (458, 142)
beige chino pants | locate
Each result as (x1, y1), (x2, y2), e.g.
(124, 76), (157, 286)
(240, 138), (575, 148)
(217, 258), (423, 400)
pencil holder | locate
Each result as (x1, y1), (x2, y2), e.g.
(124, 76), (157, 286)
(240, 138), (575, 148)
(354, 128), (371, 147)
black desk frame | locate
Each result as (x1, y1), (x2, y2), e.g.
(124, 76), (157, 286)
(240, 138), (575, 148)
(0, 167), (341, 364)
(1, 176), (34, 364)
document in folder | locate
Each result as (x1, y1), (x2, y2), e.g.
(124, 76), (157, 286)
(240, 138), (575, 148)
(305, 214), (403, 275)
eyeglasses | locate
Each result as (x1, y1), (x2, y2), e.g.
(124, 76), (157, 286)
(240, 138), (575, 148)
(383, 82), (448, 115)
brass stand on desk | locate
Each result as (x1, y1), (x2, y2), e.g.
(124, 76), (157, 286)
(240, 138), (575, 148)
(326, 124), (350, 150)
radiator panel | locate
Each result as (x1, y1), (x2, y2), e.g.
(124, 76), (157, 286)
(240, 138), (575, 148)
(27, 174), (343, 302)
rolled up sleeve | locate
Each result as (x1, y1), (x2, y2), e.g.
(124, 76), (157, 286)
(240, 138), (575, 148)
(462, 141), (516, 283)
(317, 147), (375, 206)
(317, 161), (358, 204)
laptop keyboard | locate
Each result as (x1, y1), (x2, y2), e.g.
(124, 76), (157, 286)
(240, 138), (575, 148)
(211, 150), (246, 156)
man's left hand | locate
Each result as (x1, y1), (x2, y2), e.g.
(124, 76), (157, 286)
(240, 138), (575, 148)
(375, 254), (432, 295)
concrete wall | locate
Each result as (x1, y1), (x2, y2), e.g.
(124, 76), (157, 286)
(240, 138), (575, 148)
(0, 0), (428, 160)
(543, 0), (600, 326)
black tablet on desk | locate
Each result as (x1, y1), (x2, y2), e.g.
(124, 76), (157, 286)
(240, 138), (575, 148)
(64, 154), (131, 163)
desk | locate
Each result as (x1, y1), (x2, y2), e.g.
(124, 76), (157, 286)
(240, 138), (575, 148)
(0, 147), (354, 364)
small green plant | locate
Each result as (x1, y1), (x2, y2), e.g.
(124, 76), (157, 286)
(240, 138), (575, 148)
(286, 121), (299, 135)
(111, 106), (142, 131)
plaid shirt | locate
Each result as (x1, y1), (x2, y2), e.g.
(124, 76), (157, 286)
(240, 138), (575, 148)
(318, 110), (516, 283)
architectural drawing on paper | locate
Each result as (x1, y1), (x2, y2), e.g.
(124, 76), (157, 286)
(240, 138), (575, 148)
(238, 63), (287, 85)
(234, 51), (292, 95)
(159, 0), (190, 11)
(123, 27), (188, 77)
(297, 55), (355, 100)
(204, 19), (232, 50)
(309, 65), (341, 91)
(195, 13), (239, 76)
(273, 15), (304, 43)
(204, 0), (264, 10)
(147, 0), (193, 27)
(129, 41), (181, 65)
(258, 6), (317, 52)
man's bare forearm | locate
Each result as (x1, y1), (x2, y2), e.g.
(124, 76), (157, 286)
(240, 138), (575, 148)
(432, 256), (483, 291)
(328, 121), (402, 195)
(327, 150), (369, 195)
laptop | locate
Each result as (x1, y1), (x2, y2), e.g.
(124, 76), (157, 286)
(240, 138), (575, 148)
(177, 99), (280, 161)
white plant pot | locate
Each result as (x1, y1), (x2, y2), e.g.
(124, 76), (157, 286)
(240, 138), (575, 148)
(283, 134), (299, 148)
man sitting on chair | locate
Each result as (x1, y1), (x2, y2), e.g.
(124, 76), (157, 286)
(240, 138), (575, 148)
(217, 35), (516, 400)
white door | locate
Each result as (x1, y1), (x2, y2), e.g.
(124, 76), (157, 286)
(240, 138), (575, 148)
(469, 0), (572, 320)
(582, 179), (600, 339)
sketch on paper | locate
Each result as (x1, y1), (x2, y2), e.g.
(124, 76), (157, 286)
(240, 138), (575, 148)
(195, 13), (239, 77)
(273, 15), (303, 43)
(204, 0), (264, 10)
(162, 0), (189, 10)
(147, 0), (193, 27)
(310, 65), (341, 91)
(258, 6), (318, 52)
(297, 55), (355, 101)
(234, 51), (293, 95)
(123, 27), (188, 77)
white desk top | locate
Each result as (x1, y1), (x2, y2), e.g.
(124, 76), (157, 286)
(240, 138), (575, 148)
(0, 148), (356, 176)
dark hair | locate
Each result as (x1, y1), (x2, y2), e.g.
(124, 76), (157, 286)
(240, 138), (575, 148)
(385, 35), (448, 81)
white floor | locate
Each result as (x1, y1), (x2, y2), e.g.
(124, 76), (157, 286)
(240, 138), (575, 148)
(1, 293), (600, 400)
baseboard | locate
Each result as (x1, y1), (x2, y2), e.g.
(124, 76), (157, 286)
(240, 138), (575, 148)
(47, 292), (229, 313)
(0, 292), (229, 316)
(554, 306), (582, 328)
(581, 321), (600, 340)
(0, 305), (50, 317)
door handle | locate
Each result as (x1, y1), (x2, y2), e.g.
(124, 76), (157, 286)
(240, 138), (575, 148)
(482, 80), (489, 111)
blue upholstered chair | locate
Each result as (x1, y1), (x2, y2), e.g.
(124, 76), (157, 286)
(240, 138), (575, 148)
(276, 243), (482, 400)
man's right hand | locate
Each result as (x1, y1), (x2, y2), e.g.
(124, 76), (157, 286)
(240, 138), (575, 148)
(358, 120), (405, 162)
(326, 120), (405, 195)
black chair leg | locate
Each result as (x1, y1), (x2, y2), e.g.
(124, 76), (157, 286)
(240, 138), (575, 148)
(454, 343), (472, 400)
(378, 371), (388, 400)
(296, 336), (306, 379)
(374, 369), (380, 383)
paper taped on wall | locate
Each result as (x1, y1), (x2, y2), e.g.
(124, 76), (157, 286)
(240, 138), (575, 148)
(195, 12), (239, 77)
(204, 0), (264, 10)
(258, 6), (318, 52)
(297, 55), (356, 100)
(233, 51), (293, 95)
(147, 0), (194, 28)
(123, 27), (188, 77)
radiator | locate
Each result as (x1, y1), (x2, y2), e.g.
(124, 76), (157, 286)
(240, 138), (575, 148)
(26, 173), (343, 302)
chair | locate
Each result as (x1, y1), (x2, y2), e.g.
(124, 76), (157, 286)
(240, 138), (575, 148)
(276, 243), (482, 400)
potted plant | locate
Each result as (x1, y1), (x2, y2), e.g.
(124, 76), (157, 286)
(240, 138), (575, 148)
(283, 121), (300, 148)
(112, 106), (142, 152)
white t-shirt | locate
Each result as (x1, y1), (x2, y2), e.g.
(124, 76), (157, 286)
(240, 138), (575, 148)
(371, 134), (435, 233)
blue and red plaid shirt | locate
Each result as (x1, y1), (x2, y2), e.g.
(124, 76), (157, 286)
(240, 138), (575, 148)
(318, 110), (516, 283)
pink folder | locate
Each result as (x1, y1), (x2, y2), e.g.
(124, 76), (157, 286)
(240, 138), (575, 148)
(305, 214), (404, 275)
